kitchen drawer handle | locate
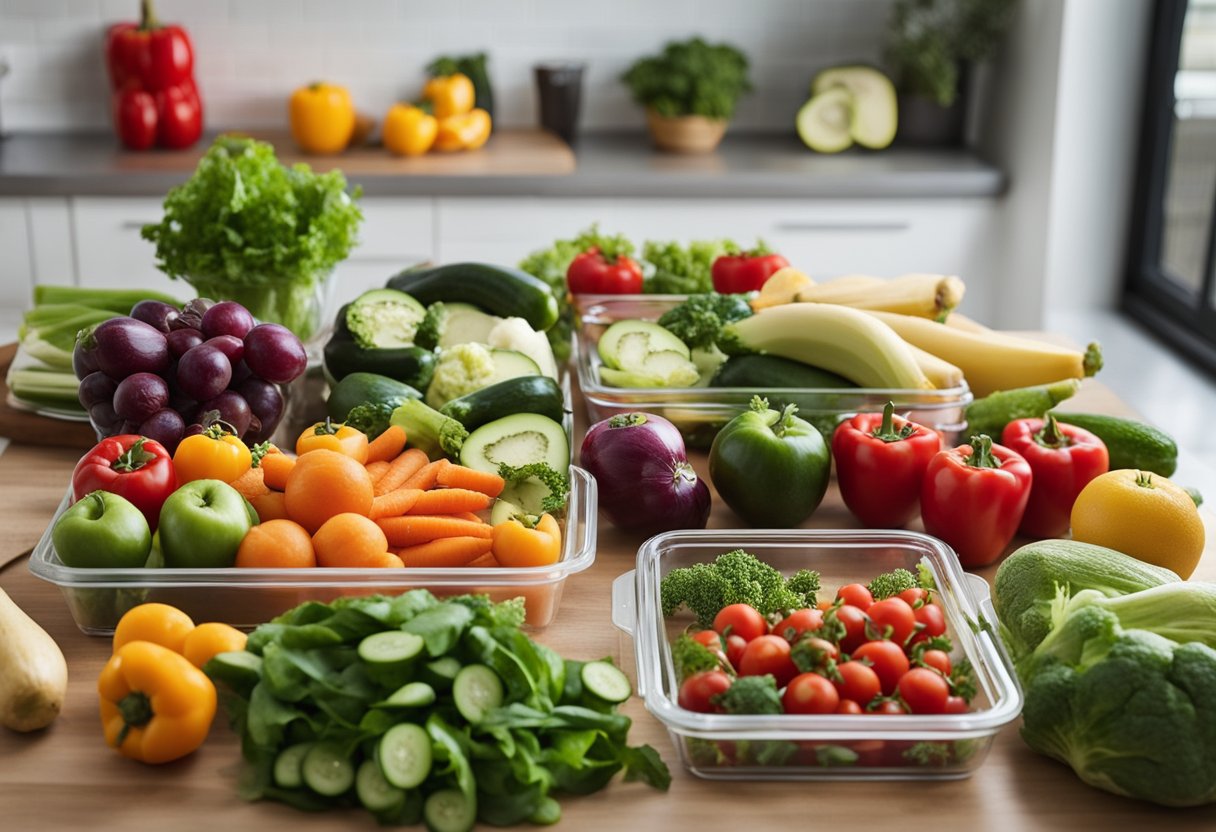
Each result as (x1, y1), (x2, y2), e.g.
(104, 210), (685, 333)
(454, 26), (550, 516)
(773, 221), (909, 232)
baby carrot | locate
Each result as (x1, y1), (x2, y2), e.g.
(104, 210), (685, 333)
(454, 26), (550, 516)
(369, 488), (423, 520)
(365, 459), (391, 485)
(465, 551), (499, 569)
(451, 511), (485, 523)
(435, 464), (505, 498)
(374, 448), (429, 496)
(366, 425), (407, 464)
(397, 536), (493, 568)
(261, 452), (296, 491)
(405, 488), (493, 516)
(376, 515), (492, 547)
(401, 458), (450, 492)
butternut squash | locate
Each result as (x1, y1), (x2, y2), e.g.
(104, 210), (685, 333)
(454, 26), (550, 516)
(0, 588), (68, 732)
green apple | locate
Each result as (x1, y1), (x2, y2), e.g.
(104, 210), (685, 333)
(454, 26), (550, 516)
(52, 490), (152, 568)
(158, 479), (253, 568)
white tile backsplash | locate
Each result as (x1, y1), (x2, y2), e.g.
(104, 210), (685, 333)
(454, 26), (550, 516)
(0, 0), (895, 133)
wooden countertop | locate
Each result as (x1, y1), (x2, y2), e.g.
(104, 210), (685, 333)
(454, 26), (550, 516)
(1, 379), (1213, 830)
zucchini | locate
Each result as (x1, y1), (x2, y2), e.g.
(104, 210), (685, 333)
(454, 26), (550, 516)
(460, 414), (570, 473)
(345, 288), (427, 349)
(710, 354), (858, 390)
(387, 262), (559, 332)
(1049, 412), (1178, 477)
(324, 340), (436, 390)
(439, 375), (565, 431)
(326, 372), (421, 421)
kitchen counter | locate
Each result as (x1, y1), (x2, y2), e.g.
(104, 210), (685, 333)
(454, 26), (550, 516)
(0, 376), (1212, 831)
(0, 129), (1005, 199)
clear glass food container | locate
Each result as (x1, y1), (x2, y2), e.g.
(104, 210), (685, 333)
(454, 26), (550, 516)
(29, 467), (596, 635)
(612, 529), (1022, 781)
(574, 295), (972, 449)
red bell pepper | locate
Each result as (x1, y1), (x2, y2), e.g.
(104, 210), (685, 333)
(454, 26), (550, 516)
(921, 435), (1032, 568)
(566, 246), (644, 294)
(104, 0), (203, 150)
(831, 401), (942, 528)
(1000, 414), (1109, 538)
(711, 247), (790, 294)
(71, 435), (177, 531)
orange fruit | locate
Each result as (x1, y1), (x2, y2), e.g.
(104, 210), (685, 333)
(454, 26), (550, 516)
(235, 519), (316, 568)
(1070, 469), (1205, 578)
(284, 449), (374, 533)
(312, 513), (391, 567)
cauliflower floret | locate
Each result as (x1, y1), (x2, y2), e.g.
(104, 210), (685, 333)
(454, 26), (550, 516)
(486, 317), (558, 379)
(425, 342), (498, 408)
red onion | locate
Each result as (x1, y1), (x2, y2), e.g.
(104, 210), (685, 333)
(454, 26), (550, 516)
(580, 412), (711, 535)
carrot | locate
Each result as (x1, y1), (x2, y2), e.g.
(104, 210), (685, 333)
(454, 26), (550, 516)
(452, 511), (485, 523)
(369, 488), (423, 520)
(365, 460), (391, 485)
(397, 536), (493, 568)
(465, 551), (499, 569)
(405, 488), (493, 515)
(261, 453), (296, 491)
(229, 465), (270, 499)
(374, 448), (429, 496)
(376, 515), (492, 547)
(401, 458), (450, 492)
(366, 424), (407, 464)
(435, 464), (505, 498)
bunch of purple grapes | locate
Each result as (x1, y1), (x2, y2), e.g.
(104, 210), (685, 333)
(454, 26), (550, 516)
(73, 297), (308, 453)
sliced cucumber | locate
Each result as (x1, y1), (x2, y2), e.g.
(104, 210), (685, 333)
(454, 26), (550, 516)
(812, 64), (898, 150)
(797, 87), (855, 154)
(358, 630), (425, 666)
(356, 758), (407, 813)
(490, 497), (527, 526)
(378, 723), (432, 789)
(580, 661), (632, 704)
(460, 413), (569, 473)
(452, 664), (504, 724)
(422, 656), (462, 691)
(486, 348), (541, 384)
(273, 742), (314, 789)
(302, 742), (356, 797)
(378, 681), (437, 708)
(438, 303), (504, 348)
(203, 650), (263, 694)
(598, 320), (690, 368)
(346, 288), (428, 349)
(423, 788), (477, 832)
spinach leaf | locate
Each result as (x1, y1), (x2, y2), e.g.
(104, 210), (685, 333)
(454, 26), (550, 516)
(402, 603), (474, 656)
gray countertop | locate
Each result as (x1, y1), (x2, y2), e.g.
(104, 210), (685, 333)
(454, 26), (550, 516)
(0, 130), (1006, 199)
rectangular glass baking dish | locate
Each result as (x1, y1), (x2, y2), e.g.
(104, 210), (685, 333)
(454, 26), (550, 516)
(612, 528), (1022, 780)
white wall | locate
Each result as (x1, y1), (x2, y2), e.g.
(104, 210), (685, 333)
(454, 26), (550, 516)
(0, 0), (893, 133)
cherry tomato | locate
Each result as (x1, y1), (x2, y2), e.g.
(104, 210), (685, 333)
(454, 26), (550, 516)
(678, 670), (732, 713)
(833, 604), (869, 653)
(836, 583), (874, 610)
(794, 637), (839, 671)
(834, 660), (881, 705)
(899, 587), (929, 608)
(713, 603), (768, 642)
(851, 640), (911, 695)
(725, 634), (748, 669)
(897, 667), (950, 714)
(914, 602), (947, 639)
(692, 629), (723, 650)
(738, 634), (798, 686)
(944, 695), (969, 714)
(850, 738), (887, 765)
(871, 699), (907, 715)
(867, 597), (917, 645)
(919, 649), (952, 676)
(835, 699), (864, 715)
(783, 672), (840, 715)
(774, 608), (824, 642)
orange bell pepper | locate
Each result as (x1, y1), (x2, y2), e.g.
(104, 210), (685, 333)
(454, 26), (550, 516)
(383, 103), (438, 156)
(295, 419), (369, 463)
(434, 108), (492, 153)
(112, 603), (196, 655)
(422, 72), (475, 120)
(182, 622), (248, 670)
(98, 640), (217, 764)
(173, 423), (252, 485)
(491, 512), (561, 567)
(289, 81), (355, 154)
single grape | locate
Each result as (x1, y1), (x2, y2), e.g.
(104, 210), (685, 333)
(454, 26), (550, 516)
(113, 372), (170, 423)
(77, 371), (118, 410)
(200, 390), (252, 438)
(243, 323), (307, 384)
(201, 301), (255, 340)
(130, 300), (179, 333)
(139, 408), (186, 453)
(166, 328), (204, 359)
(176, 343), (232, 401)
(89, 401), (121, 434)
(170, 297), (215, 332)
(205, 334), (245, 365)
(236, 378), (284, 438)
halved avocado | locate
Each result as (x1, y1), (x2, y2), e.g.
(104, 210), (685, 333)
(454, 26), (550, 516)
(797, 87), (855, 154)
(812, 65), (898, 150)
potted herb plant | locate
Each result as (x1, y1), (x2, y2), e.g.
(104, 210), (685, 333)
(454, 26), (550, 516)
(142, 135), (363, 341)
(885, 0), (1017, 145)
(621, 37), (751, 154)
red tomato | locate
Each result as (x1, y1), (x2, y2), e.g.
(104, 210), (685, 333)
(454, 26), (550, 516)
(872, 699), (907, 715)
(737, 635), (798, 687)
(914, 603), (947, 639)
(897, 668), (951, 714)
(713, 603), (768, 642)
(898, 587), (929, 608)
(850, 738), (888, 765)
(943, 695), (969, 714)
(773, 608), (824, 642)
(678, 670), (732, 713)
(725, 634), (748, 668)
(833, 604), (870, 653)
(783, 672), (840, 715)
(834, 660), (881, 705)
(793, 637), (839, 671)
(711, 251), (791, 294)
(919, 649), (952, 676)
(851, 640), (911, 695)
(691, 629), (722, 651)
(835, 699), (864, 715)
(566, 247), (644, 294)
(836, 583), (874, 610)
(867, 598), (917, 645)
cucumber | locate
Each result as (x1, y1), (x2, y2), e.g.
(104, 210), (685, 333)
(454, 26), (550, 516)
(490, 498), (526, 526)
(580, 661), (631, 704)
(598, 320), (691, 366)
(422, 656), (462, 691)
(358, 630), (425, 665)
(1049, 412), (1178, 477)
(203, 650), (263, 696)
(356, 759), (406, 814)
(377, 681), (437, 708)
(388, 262), (559, 332)
(963, 379), (1080, 440)
(423, 788), (477, 832)
(439, 375), (565, 431)
(452, 664), (503, 724)
(346, 288), (427, 349)
(709, 354), (858, 390)
(324, 340), (437, 390)
(437, 303), (503, 348)
(326, 372), (422, 421)
(460, 414), (569, 473)
(273, 742), (314, 789)
(378, 723), (432, 789)
(302, 743), (356, 796)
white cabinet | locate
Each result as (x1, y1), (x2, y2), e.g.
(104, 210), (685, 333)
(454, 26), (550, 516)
(328, 198), (434, 310)
(0, 199), (33, 310)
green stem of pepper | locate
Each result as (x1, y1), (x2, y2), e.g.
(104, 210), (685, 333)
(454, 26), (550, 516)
(112, 438), (156, 472)
(1033, 413), (1072, 449)
(1135, 470), (1154, 488)
(870, 401), (917, 443)
(965, 434), (1002, 469)
(115, 691), (153, 747)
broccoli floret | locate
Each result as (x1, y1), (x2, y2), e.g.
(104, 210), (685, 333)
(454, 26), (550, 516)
(497, 462), (570, 514)
(414, 302), (446, 350)
(656, 293), (754, 351)
(867, 568), (918, 601)
(389, 399), (468, 459)
(710, 674), (783, 715)
(448, 594), (527, 629)
(344, 401), (396, 440)
(903, 742), (952, 766)
(426, 342), (498, 409)
(786, 569), (821, 608)
(949, 656), (977, 703)
(660, 549), (821, 627)
(670, 634), (722, 681)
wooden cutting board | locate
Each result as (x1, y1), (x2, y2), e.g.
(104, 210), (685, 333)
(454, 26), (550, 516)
(0, 343), (98, 449)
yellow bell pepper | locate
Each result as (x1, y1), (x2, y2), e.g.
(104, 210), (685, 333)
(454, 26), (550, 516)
(289, 81), (355, 155)
(383, 103), (438, 156)
(434, 108), (492, 153)
(491, 512), (561, 567)
(98, 640), (217, 764)
(422, 72), (476, 120)
(295, 418), (370, 464)
(173, 422), (252, 485)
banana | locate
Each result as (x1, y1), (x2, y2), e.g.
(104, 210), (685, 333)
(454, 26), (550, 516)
(864, 310), (1103, 398)
(721, 303), (933, 389)
(794, 273), (966, 318)
(906, 343), (965, 389)
(942, 311), (991, 333)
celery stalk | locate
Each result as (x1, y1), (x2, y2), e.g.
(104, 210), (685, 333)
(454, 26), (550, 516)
(32, 285), (181, 313)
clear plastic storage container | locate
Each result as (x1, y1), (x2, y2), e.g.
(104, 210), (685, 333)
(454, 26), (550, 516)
(575, 295), (971, 448)
(612, 529), (1022, 781)
(30, 467), (596, 634)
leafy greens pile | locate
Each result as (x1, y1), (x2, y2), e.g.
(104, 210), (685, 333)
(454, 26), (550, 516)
(205, 591), (668, 828)
(621, 37), (752, 120)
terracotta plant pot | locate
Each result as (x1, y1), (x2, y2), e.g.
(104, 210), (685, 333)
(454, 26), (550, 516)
(645, 110), (728, 154)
